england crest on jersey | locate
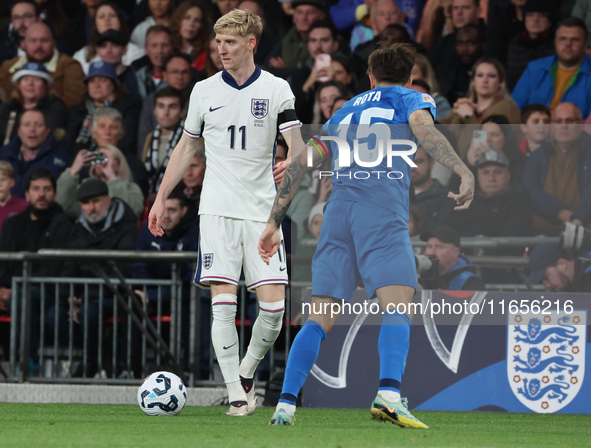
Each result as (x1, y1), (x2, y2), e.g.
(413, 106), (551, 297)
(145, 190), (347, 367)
(251, 99), (269, 119)
(507, 310), (586, 413)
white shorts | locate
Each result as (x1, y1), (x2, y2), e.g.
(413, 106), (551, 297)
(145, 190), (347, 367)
(194, 215), (288, 291)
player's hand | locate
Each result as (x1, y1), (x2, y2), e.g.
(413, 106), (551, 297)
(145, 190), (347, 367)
(273, 158), (290, 184)
(258, 223), (282, 265)
(148, 200), (165, 237)
(448, 173), (474, 210)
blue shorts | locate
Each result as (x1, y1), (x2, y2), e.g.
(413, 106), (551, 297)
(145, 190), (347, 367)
(311, 200), (417, 301)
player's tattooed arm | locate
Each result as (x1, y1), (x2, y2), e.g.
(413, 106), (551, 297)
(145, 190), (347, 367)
(409, 109), (475, 210)
(268, 130), (326, 228)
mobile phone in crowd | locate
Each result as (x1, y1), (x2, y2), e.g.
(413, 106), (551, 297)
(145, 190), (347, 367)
(472, 130), (487, 148)
(315, 54), (332, 82)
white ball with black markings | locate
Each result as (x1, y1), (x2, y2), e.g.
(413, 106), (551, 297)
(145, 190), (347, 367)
(137, 371), (187, 416)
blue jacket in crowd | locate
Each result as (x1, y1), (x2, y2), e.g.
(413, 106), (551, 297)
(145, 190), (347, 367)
(422, 254), (485, 291)
(512, 54), (591, 118)
(0, 135), (71, 198)
(132, 202), (200, 304)
(521, 133), (591, 226)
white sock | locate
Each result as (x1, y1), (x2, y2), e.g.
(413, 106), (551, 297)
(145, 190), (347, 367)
(240, 300), (285, 379)
(211, 293), (246, 403)
(378, 390), (401, 403)
(276, 402), (296, 416)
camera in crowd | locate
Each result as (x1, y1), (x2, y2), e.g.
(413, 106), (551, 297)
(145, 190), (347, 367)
(415, 254), (439, 282)
(90, 151), (108, 165)
(561, 222), (591, 252)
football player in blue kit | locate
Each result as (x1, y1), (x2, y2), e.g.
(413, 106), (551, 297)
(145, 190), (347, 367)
(258, 42), (475, 427)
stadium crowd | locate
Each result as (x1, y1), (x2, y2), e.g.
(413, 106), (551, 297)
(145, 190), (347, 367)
(0, 0), (591, 376)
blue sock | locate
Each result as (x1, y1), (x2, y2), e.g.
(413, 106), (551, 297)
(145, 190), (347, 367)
(279, 320), (326, 405)
(378, 310), (411, 393)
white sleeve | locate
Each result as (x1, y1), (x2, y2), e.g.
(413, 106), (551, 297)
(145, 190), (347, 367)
(276, 79), (302, 133)
(183, 84), (203, 138)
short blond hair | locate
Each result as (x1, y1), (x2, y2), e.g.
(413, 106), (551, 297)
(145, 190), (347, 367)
(213, 9), (263, 54)
(0, 161), (14, 178)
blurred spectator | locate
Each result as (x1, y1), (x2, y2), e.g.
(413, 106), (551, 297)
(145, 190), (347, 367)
(73, 2), (146, 75)
(528, 242), (591, 292)
(69, 0), (104, 55)
(519, 104), (551, 155)
(331, 96), (350, 114)
(349, 0), (410, 52)
(57, 145), (144, 220)
(137, 52), (196, 157)
(182, 142), (206, 205)
(441, 57), (520, 158)
(67, 61), (141, 156)
(93, 30), (141, 100)
(485, 0), (530, 65)
(169, 1), (210, 72)
(352, 23), (426, 92)
(290, 20), (343, 122)
(135, 25), (174, 99)
(0, 62), (68, 146)
(268, 0), (326, 69)
(0, 109), (70, 198)
(68, 107), (149, 196)
(0, 168), (72, 374)
(411, 145), (455, 230)
(435, 23), (485, 105)
(0, 22), (85, 110)
(410, 53), (452, 120)
(131, 0), (174, 48)
(331, 55), (355, 92)
(141, 87), (185, 197)
(0, 161), (28, 230)
(523, 102), (591, 235)
(45, 179), (139, 378)
(200, 35), (224, 79)
(571, 0), (591, 40)
(133, 187), (199, 312)
(512, 17), (591, 117)
(429, 0), (483, 74)
(214, 0), (241, 20)
(313, 80), (348, 123)
(293, 202), (326, 282)
(506, 0), (557, 92)
(421, 225), (485, 290)
(446, 149), (534, 236)
(238, 0), (277, 66)
(465, 115), (527, 182)
(0, 1), (41, 65)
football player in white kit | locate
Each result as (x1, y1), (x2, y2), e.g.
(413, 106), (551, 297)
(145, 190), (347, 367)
(148, 9), (303, 416)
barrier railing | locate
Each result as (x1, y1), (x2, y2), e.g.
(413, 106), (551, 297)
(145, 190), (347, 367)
(0, 247), (552, 387)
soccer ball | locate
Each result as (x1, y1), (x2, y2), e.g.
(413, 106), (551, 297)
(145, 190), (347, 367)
(137, 371), (187, 416)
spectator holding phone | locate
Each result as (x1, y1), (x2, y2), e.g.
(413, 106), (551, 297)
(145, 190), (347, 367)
(56, 144), (144, 220)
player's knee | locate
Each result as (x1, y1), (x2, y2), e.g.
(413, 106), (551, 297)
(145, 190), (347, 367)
(258, 300), (285, 329)
(212, 293), (238, 326)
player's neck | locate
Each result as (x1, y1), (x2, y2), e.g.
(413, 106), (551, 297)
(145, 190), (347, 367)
(226, 59), (257, 86)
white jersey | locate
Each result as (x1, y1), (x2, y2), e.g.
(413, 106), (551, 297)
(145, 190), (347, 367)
(184, 67), (301, 222)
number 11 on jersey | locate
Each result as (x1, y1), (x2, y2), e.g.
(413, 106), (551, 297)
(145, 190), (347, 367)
(228, 125), (246, 150)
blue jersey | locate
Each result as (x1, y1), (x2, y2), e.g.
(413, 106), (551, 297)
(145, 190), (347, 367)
(322, 86), (436, 221)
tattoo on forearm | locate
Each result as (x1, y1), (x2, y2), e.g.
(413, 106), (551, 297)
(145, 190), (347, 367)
(409, 110), (471, 178)
(268, 157), (306, 228)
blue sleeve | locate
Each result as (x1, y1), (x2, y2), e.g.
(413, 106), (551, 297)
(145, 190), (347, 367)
(511, 65), (533, 108)
(521, 150), (566, 221)
(405, 92), (436, 121)
(329, 0), (363, 31)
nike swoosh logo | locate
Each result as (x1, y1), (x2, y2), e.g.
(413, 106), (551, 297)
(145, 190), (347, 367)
(280, 267), (286, 272)
(223, 342), (237, 350)
(209, 105), (224, 112)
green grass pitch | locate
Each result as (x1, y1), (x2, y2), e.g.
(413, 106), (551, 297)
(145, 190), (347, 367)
(0, 403), (590, 448)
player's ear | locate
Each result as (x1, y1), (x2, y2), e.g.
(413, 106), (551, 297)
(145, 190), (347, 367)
(369, 74), (377, 90)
